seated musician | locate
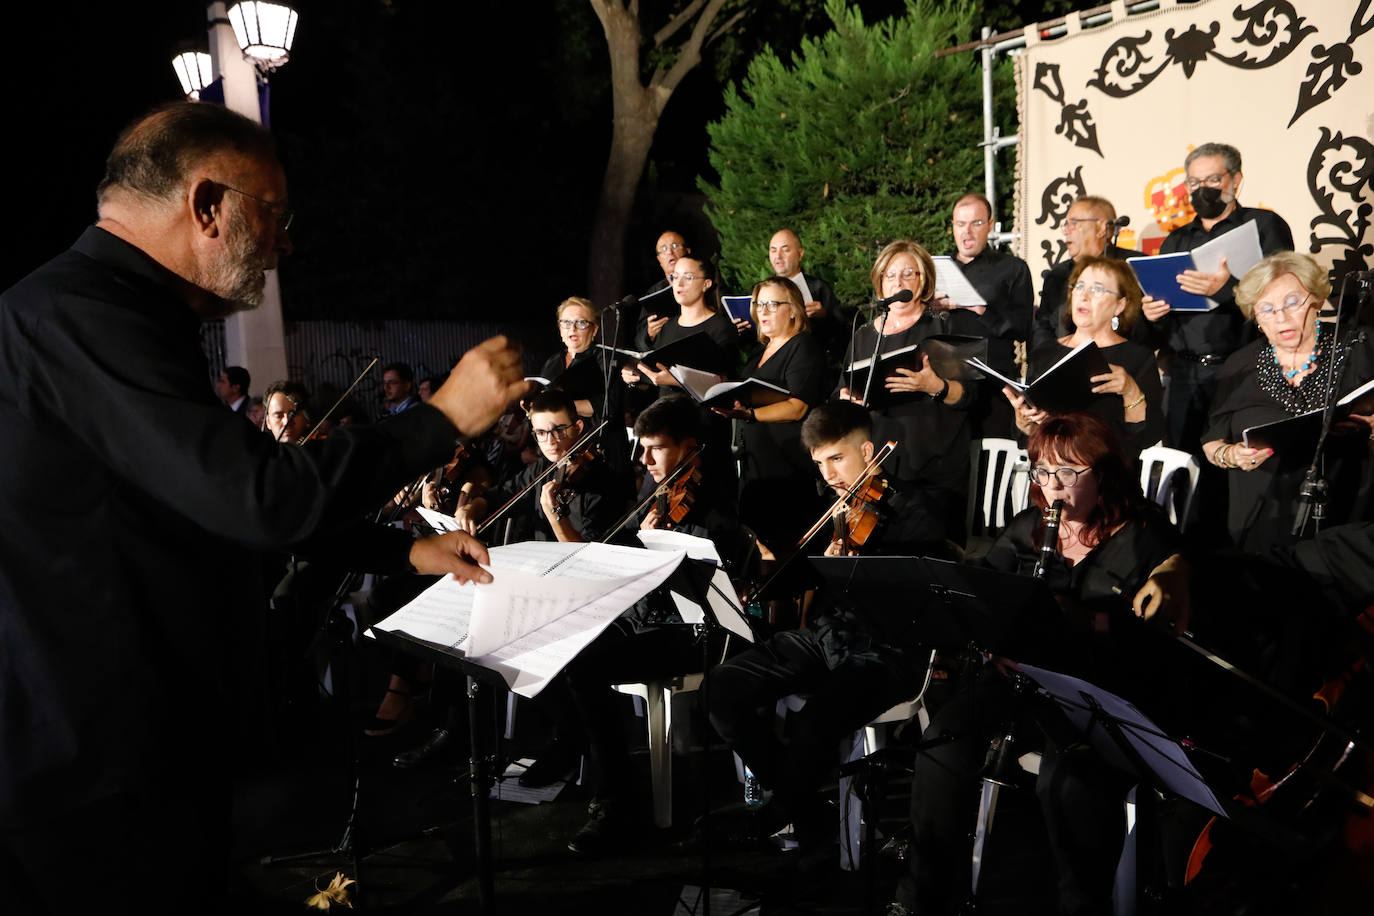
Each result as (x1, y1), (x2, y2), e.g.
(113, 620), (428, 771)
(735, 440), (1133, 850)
(262, 379), (312, 443)
(897, 411), (1189, 916)
(520, 395), (754, 852)
(452, 389), (628, 544)
(706, 400), (951, 849)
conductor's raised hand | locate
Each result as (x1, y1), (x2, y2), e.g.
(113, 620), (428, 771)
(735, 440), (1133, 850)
(430, 336), (531, 436)
(408, 531), (494, 585)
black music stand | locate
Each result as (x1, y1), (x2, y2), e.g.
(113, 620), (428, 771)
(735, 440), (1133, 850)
(806, 556), (1064, 914)
(368, 627), (511, 915)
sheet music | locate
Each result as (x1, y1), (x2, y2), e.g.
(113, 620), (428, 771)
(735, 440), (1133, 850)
(369, 540), (686, 697)
(637, 529), (755, 643)
(1190, 219), (1262, 307)
(415, 506), (462, 534)
(932, 256), (987, 307)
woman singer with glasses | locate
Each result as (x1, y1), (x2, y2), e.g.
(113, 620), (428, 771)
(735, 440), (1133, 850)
(534, 296), (631, 472)
(1007, 255), (1164, 457)
(1201, 251), (1374, 552)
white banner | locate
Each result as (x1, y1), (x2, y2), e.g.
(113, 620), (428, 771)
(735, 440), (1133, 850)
(1015, 0), (1373, 302)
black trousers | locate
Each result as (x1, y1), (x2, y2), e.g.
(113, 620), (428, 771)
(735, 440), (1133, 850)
(538, 618), (719, 803)
(707, 629), (926, 818)
(907, 669), (1133, 916)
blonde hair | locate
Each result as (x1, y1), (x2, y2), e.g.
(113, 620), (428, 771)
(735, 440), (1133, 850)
(869, 239), (937, 304)
(1235, 252), (1331, 321)
(556, 296), (600, 326)
(750, 277), (809, 343)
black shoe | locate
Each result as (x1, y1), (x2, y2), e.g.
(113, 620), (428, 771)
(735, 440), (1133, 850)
(567, 799), (632, 854)
(393, 728), (451, 769)
(517, 740), (582, 788)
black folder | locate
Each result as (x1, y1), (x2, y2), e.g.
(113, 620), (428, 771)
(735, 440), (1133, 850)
(598, 330), (722, 373)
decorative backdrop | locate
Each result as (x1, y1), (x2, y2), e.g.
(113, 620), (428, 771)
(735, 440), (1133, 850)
(1015, 0), (1373, 303)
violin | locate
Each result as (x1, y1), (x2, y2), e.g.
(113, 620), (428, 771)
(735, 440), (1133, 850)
(649, 455), (702, 530)
(475, 420), (609, 538)
(549, 445), (602, 520)
(829, 471), (889, 554)
(428, 442), (475, 511)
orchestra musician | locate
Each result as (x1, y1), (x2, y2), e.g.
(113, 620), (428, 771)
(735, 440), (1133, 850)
(706, 401), (952, 848)
(261, 379), (312, 442)
(518, 395), (754, 853)
(838, 239), (983, 537)
(898, 412), (1189, 916)
(1202, 251), (1374, 552)
(452, 389), (629, 545)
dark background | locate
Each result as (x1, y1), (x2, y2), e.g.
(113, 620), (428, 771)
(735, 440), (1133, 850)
(7, 1), (1071, 323)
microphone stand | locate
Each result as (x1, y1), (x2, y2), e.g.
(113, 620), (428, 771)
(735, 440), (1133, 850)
(859, 306), (890, 409)
(1292, 271), (1360, 537)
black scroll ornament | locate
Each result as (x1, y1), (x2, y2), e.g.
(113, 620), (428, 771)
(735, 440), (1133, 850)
(1306, 128), (1374, 278)
(1290, 0), (1374, 126)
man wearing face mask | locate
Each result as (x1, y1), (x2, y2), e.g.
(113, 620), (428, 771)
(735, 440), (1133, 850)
(1140, 143), (1293, 453)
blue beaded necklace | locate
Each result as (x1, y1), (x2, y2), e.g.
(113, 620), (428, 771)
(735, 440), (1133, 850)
(1273, 322), (1321, 379)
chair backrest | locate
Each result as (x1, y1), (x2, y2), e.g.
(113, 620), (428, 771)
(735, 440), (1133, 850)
(965, 437), (1032, 539)
(1138, 444), (1201, 530)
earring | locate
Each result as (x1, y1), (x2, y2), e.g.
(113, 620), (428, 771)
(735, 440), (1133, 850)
(1111, 315), (1120, 331)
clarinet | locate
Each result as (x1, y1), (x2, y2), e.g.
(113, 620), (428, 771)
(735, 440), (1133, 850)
(1032, 499), (1065, 579)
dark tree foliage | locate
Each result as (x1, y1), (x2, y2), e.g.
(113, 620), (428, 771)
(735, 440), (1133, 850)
(700, 0), (998, 306)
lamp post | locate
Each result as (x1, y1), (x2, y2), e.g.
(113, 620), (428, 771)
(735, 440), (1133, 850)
(171, 51), (213, 100)
(206, 1), (298, 388)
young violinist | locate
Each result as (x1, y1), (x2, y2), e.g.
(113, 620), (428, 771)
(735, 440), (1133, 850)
(451, 389), (629, 544)
(520, 395), (755, 853)
(705, 401), (952, 850)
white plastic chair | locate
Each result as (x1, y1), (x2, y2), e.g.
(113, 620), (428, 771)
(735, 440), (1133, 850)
(1138, 444), (1200, 531)
(965, 438), (1032, 553)
(612, 673), (704, 829)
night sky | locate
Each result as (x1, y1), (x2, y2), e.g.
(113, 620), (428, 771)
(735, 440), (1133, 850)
(8, 1), (1060, 322)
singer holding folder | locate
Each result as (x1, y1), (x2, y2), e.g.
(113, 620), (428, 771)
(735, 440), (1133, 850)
(901, 413), (1188, 916)
(1202, 252), (1374, 552)
(837, 240), (983, 535)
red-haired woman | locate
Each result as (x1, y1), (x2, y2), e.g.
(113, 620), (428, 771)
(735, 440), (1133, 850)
(901, 412), (1188, 916)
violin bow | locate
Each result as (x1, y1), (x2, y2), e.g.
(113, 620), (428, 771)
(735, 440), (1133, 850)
(301, 357), (379, 443)
(600, 443), (706, 543)
(744, 440), (898, 607)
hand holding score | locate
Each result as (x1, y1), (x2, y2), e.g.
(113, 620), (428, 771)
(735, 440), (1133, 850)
(1177, 254), (1230, 297)
(885, 354), (945, 397)
(408, 531), (493, 584)
(429, 336), (531, 437)
(1141, 296), (1171, 323)
(1089, 365), (1141, 402)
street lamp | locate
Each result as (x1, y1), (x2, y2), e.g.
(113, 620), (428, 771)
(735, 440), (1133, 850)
(171, 50), (214, 100)
(226, 1), (298, 72)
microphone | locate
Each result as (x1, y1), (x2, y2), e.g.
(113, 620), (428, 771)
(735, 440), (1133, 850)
(1033, 499), (1065, 579)
(606, 294), (638, 312)
(1109, 215), (1130, 228)
(872, 288), (915, 312)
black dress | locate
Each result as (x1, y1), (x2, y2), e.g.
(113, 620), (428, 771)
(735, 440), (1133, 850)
(649, 310), (744, 493)
(1203, 325), (1374, 553)
(1026, 337), (1165, 457)
(738, 332), (829, 550)
(537, 347), (631, 472)
(837, 308), (983, 530)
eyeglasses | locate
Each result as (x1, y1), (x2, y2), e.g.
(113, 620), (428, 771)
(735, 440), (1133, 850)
(657, 242), (685, 254)
(1070, 281), (1120, 299)
(1184, 172), (1230, 190)
(559, 318), (594, 330)
(668, 272), (701, 282)
(216, 182), (293, 231)
(882, 268), (921, 282)
(1254, 293), (1311, 321)
(532, 423), (575, 441)
(1064, 217), (1104, 228)
(952, 220), (987, 230)
(1030, 466), (1092, 487)
(754, 299), (789, 313)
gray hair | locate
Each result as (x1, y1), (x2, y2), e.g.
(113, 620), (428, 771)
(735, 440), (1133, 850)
(1184, 142), (1242, 175)
(1235, 251), (1332, 321)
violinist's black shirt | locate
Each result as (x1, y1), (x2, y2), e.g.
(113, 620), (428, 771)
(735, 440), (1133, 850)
(0, 227), (456, 829)
(485, 452), (630, 544)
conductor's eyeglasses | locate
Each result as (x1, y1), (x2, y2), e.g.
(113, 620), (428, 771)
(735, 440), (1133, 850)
(533, 423), (574, 442)
(1030, 466), (1092, 487)
(215, 181), (294, 231)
